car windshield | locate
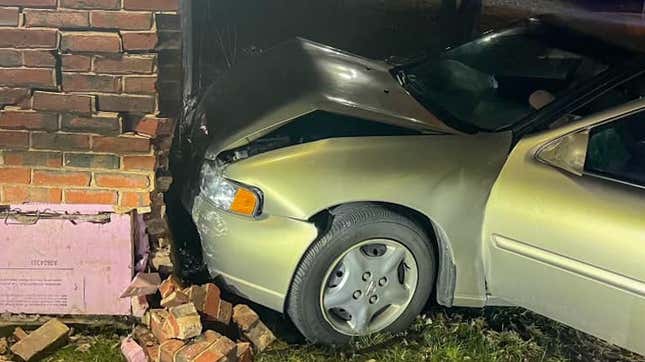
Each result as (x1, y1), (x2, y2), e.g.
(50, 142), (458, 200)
(401, 23), (611, 133)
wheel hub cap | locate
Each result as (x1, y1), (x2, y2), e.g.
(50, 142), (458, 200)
(320, 239), (419, 336)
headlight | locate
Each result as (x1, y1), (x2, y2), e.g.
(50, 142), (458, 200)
(199, 161), (262, 217)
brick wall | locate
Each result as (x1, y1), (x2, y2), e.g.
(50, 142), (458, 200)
(0, 0), (181, 213)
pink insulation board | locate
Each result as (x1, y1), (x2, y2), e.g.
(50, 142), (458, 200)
(0, 204), (133, 315)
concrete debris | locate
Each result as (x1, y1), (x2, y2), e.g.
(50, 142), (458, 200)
(120, 272), (162, 298)
(236, 342), (253, 362)
(10, 319), (69, 361)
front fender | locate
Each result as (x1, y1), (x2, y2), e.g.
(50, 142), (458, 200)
(224, 133), (512, 306)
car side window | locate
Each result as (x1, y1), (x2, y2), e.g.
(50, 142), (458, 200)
(585, 110), (645, 187)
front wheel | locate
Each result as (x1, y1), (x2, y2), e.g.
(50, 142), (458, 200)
(287, 204), (436, 344)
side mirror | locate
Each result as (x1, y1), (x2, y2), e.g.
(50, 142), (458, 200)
(536, 130), (589, 176)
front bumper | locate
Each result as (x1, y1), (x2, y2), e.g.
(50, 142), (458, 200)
(191, 194), (318, 312)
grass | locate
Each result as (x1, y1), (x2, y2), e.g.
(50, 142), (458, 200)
(41, 306), (644, 362)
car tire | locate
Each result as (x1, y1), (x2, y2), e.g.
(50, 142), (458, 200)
(287, 204), (436, 345)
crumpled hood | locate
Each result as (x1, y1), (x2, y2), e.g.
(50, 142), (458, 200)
(198, 38), (455, 159)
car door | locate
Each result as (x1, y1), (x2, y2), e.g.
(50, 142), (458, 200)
(482, 99), (645, 355)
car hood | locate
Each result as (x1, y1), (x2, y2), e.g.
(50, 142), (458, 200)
(197, 38), (456, 159)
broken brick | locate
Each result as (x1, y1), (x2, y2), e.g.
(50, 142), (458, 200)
(131, 295), (149, 318)
(165, 303), (203, 340)
(121, 337), (147, 362)
(173, 339), (212, 362)
(236, 342), (253, 362)
(232, 304), (276, 352)
(159, 339), (185, 362)
(201, 283), (222, 321)
(132, 326), (159, 362)
(10, 319), (69, 361)
(160, 290), (189, 308)
(201, 332), (236, 362)
(120, 272), (161, 298)
(232, 304), (259, 332)
(159, 274), (182, 299)
(244, 321), (276, 353)
(0, 337), (7, 355)
(148, 309), (170, 342)
(209, 299), (232, 326)
(183, 285), (206, 310)
(13, 327), (29, 341)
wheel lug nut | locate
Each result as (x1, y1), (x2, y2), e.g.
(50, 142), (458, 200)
(369, 295), (378, 304)
(362, 272), (371, 281)
(352, 290), (362, 299)
(378, 277), (387, 286)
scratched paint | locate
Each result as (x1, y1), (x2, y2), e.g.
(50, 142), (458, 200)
(0, 204), (133, 315)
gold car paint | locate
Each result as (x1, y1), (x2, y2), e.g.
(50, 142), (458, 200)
(483, 98), (645, 355)
(222, 132), (513, 309)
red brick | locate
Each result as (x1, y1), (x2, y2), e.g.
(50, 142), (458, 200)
(62, 54), (92, 72)
(165, 304), (202, 340)
(0, 131), (28, 149)
(25, 9), (89, 28)
(122, 31), (158, 51)
(199, 334), (236, 362)
(174, 340), (213, 362)
(33, 91), (95, 115)
(94, 55), (155, 74)
(0, 49), (21, 66)
(159, 339), (185, 362)
(2, 151), (62, 167)
(123, 76), (157, 94)
(22, 50), (57, 67)
(148, 309), (170, 342)
(236, 342), (253, 362)
(61, 112), (121, 136)
(62, 73), (121, 93)
(95, 173), (149, 188)
(232, 304), (259, 332)
(64, 153), (119, 169)
(0, 110), (58, 132)
(0, 28), (57, 48)
(10, 319), (69, 362)
(98, 94), (155, 113)
(33, 170), (90, 186)
(120, 191), (150, 208)
(194, 350), (225, 362)
(0, 88), (30, 106)
(160, 290), (189, 308)
(0, 167), (30, 184)
(61, 0), (120, 10)
(0, 0), (56, 7)
(159, 275), (183, 299)
(32, 132), (90, 150)
(91, 11), (153, 30)
(93, 136), (150, 153)
(0, 7), (18, 26)
(129, 115), (166, 137)
(3, 186), (61, 203)
(201, 284), (222, 322)
(0, 68), (56, 89)
(61, 31), (121, 53)
(124, 0), (178, 11)
(65, 189), (117, 204)
(123, 155), (155, 170)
